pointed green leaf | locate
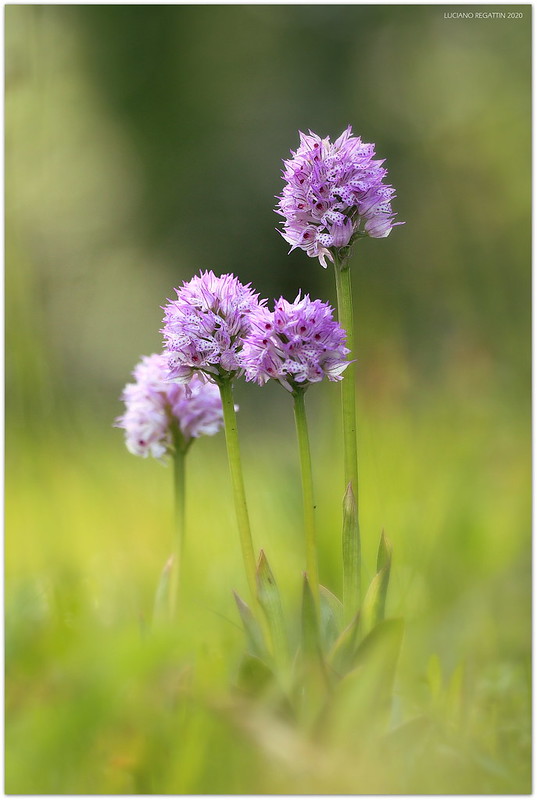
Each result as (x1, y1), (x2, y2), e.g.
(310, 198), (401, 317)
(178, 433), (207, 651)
(377, 529), (392, 572)
(342, 482), (361, 618)
(234, 591), (267, 659)
(152, 554), (174, 625)
(320, 585), (344, 626)
(361, 571), (388, 632)
(361, 531), (392, 633)
(256, 550), (288, 668)
(296, 574), (330, 726)
(319, 585), (344, 651)
(328, 609), (361, 677)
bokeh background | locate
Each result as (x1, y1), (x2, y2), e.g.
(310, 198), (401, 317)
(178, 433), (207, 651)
(6, 5), (531, 794)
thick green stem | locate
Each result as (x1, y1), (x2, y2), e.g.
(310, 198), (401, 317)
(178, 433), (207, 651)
(293, 388), (320, 611)
(169, 425), (188, 619)
(333, 251), (361, 613)
(219, 378), (258, 604)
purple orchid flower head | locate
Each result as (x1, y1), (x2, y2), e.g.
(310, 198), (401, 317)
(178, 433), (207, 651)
(115, 353), (225, 459)
(276, 126), (403, 267)
(241, 292), (351, 392)
(161, 270), (266, 384)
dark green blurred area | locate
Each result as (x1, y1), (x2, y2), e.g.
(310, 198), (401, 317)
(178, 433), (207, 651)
(6, 4), (531, 428)
(5, 5), (531, 794)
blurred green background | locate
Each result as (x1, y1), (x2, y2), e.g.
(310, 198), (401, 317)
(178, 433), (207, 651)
(6, 5), (531, 794)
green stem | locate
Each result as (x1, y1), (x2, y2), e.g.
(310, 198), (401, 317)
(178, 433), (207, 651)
(169, 425), (188, 619)
(333, 251), (361, 613)
(293, 387), (320, 611)
(218, 378), (258, 604)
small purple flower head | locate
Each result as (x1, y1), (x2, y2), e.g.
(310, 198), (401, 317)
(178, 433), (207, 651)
(115, 353), (225, 458)
(276, 126), (402, 267)
(161, 270), (265, 383)
(241, 293), (351, 392)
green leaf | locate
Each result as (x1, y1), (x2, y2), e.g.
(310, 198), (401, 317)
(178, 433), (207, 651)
(295, 574), (330, 729)
(319, 584), (344, 627)
(319, 584), (344, 651)
(377, 528), (392, 572)
(236, 652), (275, 697)
(361, 530), (392, 633)
(233, 591), (267, 660)
(353, 617), (404, 690)
(342, 482), (360, 618)
(256, 550), (288, 668)
(152, 554), (174, 625)
(327, 618), (404, 744)
(328, 609), (361, 677)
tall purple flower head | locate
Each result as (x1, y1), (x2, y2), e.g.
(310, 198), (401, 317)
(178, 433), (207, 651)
(161, 270), (265, 383)
(241, 293), (351, 392)
(276, 126), (402, 267)
(115, 353), (225, 458)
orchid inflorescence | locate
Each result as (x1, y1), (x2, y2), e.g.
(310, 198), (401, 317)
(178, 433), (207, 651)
(120, 274), (350, 450)
(116, 126), (402, 725)
(161, 270), (264, 385)
(115, 353), (225, 458)
(276, 126), (402, 268)
(242, 293), (350, 392)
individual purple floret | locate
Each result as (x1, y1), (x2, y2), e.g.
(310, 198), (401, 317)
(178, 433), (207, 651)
(116, 353), (225, 458)
(276, 126), (402, 267)
(241, 293), (351, 392)
(161, 270), (265, 383)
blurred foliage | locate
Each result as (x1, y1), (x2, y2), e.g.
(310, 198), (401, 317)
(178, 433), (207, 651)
(5, 4), (531, 794)
(5, 390), (531, 793)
